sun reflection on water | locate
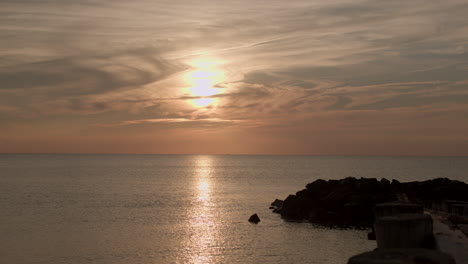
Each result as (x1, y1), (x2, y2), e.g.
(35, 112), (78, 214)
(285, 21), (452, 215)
(183, 155), (222, 264)
(197, 180), (210, 202)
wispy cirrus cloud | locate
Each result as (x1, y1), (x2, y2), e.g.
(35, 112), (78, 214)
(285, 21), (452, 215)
(1, 0), (468, 154)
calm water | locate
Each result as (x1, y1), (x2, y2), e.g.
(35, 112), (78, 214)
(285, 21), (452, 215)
(1, 154), (468, 264)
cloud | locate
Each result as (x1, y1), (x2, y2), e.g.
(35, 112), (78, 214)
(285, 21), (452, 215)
(104, 117), (244, 126)
(2, 0), (468, 154)
(0, 47), (187, 118)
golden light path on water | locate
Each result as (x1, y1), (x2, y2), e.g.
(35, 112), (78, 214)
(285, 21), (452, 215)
(184, 155), (222, 264)
(184, 60), (224, 108)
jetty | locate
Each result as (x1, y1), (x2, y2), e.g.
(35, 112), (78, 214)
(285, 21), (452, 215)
(269, 177), (468, 263)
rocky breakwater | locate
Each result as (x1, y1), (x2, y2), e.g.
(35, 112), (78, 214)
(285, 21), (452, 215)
(270, 177), (468, 226)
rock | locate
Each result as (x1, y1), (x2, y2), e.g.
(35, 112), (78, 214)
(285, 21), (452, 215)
(280, 194), (320, 220)
(319, 211), (343, 224)
(274, 177), (468, 226)
(305, 179), (328, 191)
(270, 199), (284, 208)
(390, 179), (401, 191)
(248, 213), (260, 223)
(380, 178), (390, 187)
(270, 199), (284, 213)
(308, 207), (325, 222)
(358, 177), (381, 192)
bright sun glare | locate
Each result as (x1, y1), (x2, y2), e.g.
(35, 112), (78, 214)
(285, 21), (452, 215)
(184, 60), (224, 108)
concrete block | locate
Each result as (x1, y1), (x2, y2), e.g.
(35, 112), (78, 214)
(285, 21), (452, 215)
(348, 248), (456, 264)
(375, 214), (433, 249)
(459, 224), (468, 238)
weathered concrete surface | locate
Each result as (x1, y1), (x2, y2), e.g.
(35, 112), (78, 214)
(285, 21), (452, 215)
(375, 214), (434, 249)
(348, 248), (456, 264)
(374, 202), (423, 219)
(460, 224), (468, 238)
(431, 213), (468, 264)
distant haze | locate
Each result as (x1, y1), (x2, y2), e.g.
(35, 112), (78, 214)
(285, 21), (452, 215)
(1, 0), (468, 155)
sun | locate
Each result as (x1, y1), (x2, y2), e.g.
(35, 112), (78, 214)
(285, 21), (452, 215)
(184, 60), (224, 107)
(192, 98), (216, 107)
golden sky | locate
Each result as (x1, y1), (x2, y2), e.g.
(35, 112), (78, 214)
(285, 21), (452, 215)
(1, 0), (468, 155)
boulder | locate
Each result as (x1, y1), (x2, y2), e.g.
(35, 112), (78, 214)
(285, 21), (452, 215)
(380, 178), (390, 187)
(270, 199), (284, 213)
(248, 213), (260, 223)
(270, 199), (284, 208)
(280, 194), (321, 220)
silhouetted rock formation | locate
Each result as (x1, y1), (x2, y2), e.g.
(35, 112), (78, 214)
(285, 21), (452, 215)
(270, 177), (468, 226)
(270, 199), (284, 213)
(248, 213), (261, 223)
(270, 199), (284, 208)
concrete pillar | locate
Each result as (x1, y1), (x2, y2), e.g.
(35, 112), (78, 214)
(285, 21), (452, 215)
(374, 214), (434, 249)
(348, 248), (456, 264)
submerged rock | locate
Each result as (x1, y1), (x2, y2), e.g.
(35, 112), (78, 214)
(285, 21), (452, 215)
(248, 213), (261, 223)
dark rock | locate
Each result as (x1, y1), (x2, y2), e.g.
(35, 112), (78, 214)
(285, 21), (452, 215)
(280, 194), (321, 219)
(270, 199), (284, 213)
(380, 178), (390, 187)
(270, 199), (284, 208)
(319, 211), (343, 223)
(308, 207), (325, 222)
(296, 189), (313, 199)
(358, 177), (381, 192)
(390, 179), (401, 191)
(305, 179), (328, 191)
(272, 208), (282, 213)
(248, 213), (260, 223)
(274, 177), (468, 227)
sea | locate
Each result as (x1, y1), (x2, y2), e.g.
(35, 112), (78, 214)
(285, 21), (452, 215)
(1, 154), (468, 264)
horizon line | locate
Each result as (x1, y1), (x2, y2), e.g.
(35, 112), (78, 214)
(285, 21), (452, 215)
(1, 152), (467, 158)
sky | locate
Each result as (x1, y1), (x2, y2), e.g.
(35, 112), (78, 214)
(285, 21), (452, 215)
(1, 0), (468, 155)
